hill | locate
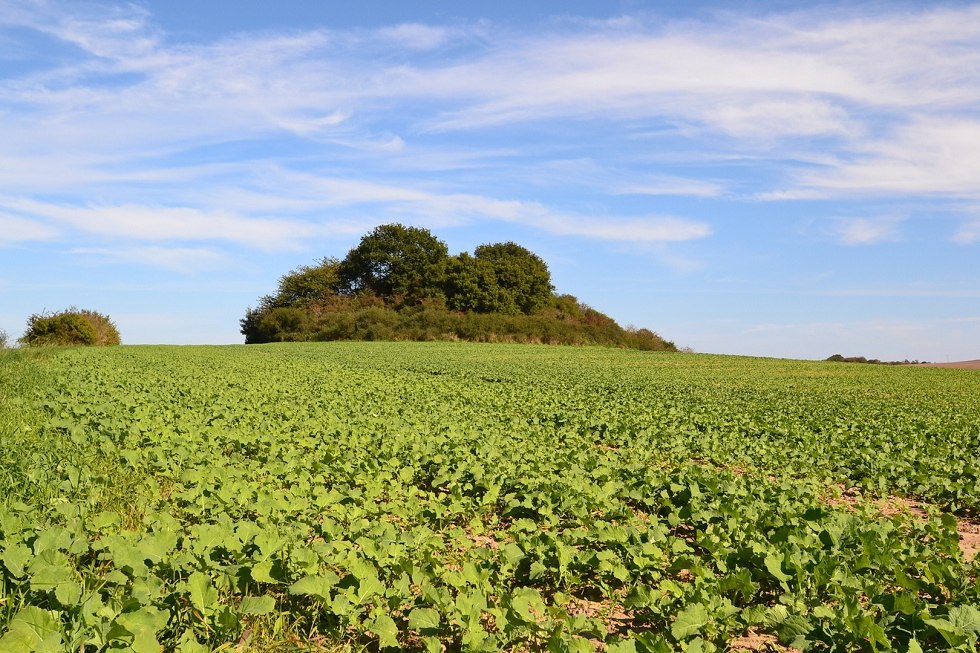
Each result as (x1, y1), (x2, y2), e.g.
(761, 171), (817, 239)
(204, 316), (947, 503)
(241, 224), (676, 351)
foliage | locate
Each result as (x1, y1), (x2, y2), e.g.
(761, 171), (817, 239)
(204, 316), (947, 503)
(263, 257), (342, 309)
(338, 224), (449, 302)
(1, 343), (979, 651)
(827, 354), (927, 365)
(243, 224), (668, 348)
(0, 329), (8, 349)
(240, 307), (313, 343)
(444, 252), (502, 313)
(243, 292), (676, 349)
(19, 307), (120, 347)
(473, 241), (554, 314)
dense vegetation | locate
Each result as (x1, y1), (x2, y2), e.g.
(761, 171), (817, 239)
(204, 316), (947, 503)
(19, 308), (121, 347)
(241, 224), (675, 351)
(1, 343), (978, 651)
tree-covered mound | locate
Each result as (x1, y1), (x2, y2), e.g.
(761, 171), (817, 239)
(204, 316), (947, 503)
(20, 307), (121, 347)
(242, 224), (675, 351)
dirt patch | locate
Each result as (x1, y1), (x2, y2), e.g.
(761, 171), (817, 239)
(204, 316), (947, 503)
(959, 520), (980, 561)
(918, 359), (980, 369)
(826, 486), (978, 560)
(728, 629), (800, 652)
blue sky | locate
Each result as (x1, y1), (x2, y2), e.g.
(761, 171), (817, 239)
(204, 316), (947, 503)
(1, 0), (978, 361)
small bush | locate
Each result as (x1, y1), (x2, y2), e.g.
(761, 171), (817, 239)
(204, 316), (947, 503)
(0, 330), (8, 349)
(20, 308), (121, 347)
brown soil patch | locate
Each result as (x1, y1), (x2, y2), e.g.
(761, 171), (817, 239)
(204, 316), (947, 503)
(918, 359), (980, 369)
(728, 629), (800, 652)
(959, 520), (980, 561)
(826, 486), (978, 560)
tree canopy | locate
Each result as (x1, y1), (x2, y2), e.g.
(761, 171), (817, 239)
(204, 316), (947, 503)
(338, 224), (449, 302)
(241, 223), (675, 351)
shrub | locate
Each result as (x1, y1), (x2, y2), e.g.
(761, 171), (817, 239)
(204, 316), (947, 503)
(20, 308), (121, 347)
(0, 329), (9, 349)
(242, 307), (311, 343)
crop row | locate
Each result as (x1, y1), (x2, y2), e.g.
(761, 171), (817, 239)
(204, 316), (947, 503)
(1, 343), (978, 651)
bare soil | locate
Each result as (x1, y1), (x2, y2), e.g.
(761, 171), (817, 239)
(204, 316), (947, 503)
(729, 630), (800, 652)
(828, 486), (979, 560)
(918, 359), (980, 369)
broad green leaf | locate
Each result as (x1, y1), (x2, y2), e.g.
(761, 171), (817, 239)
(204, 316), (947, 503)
(289, 573), (338, 600)
(0, 606), (63, 653)
(764, 554), (792, 584)
(187, 571), (219, 613)
(408, 607), (441, 632)
(671, 604), (709, 640)
(604, 641), (638, 653)
(2, 543), (31, 578)
(510, 587), (546, 624)
(54, 579), (83, 606)
(369, 613), (399, 648)
(240, 595), (276, 615)
(250, 559), (284, 584)
(949, 605), (980, 634)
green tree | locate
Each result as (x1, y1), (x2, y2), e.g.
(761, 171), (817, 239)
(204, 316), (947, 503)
(21, 308), (120, 347)
(474, 242), (554, 314)
(444, 253), (502, 313)
(339, 224), (449, 302)
(262, 257), (342, 309)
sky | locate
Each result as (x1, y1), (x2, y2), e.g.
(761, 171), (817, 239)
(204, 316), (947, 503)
(1, 0), (978, 361)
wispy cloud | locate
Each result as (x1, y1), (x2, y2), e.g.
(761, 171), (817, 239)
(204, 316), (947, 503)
(0, 213), (60, 243)
(1, 0), (979, 266)
(1, 197), (326, 250)
(830, 216), (904, 246)
(954, 218), (980, 244)
(71, 245), (228, 271)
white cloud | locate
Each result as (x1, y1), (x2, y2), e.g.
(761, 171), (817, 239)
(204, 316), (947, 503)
(2, 0), (979, 256)
(531, 215), (711, 242)
(830, 216), (903, 246)
(71, 245), (228, 271)
(374, 23), (454, 50)
(954, 219), (980, 245)
(799, 117), (980, 198)
(0, 213), (59, 242)
(1, 197), (326, 250)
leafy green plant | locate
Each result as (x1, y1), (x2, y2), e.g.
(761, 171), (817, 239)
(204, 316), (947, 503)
(2, 343), (978, 651)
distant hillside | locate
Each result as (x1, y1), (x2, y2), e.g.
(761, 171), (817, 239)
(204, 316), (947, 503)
(241, 224), (676, 351)
(918, 360), (980, 370)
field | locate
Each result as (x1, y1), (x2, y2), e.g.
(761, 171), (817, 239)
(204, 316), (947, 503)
(1, 342), (979, 652)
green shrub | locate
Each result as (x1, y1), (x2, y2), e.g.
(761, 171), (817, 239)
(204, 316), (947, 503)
(0, 330), (8, 349)
(20, 308), (121, 347)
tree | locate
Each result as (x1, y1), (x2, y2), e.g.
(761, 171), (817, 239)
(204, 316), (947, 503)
(262, 257), (342, 309)
(444, 253), (502, 313)
(338, 224), (449, 303)
(473, 242), (554, 314)
(21, 308), (121, 347)
(0, 329), (9, 349)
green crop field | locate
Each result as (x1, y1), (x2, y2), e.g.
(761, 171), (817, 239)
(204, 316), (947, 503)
(1, 343), (978, 652)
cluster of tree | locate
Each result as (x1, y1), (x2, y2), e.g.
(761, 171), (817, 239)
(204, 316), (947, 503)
(20, 308), (121, 347)
(825, 354), (927, 365)
(242, 224), (676, 351)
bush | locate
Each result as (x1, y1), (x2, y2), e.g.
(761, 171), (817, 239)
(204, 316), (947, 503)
(20, 308), (121, 347)
(0, 330), (8, 349)
(241, 307), (311, 344)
